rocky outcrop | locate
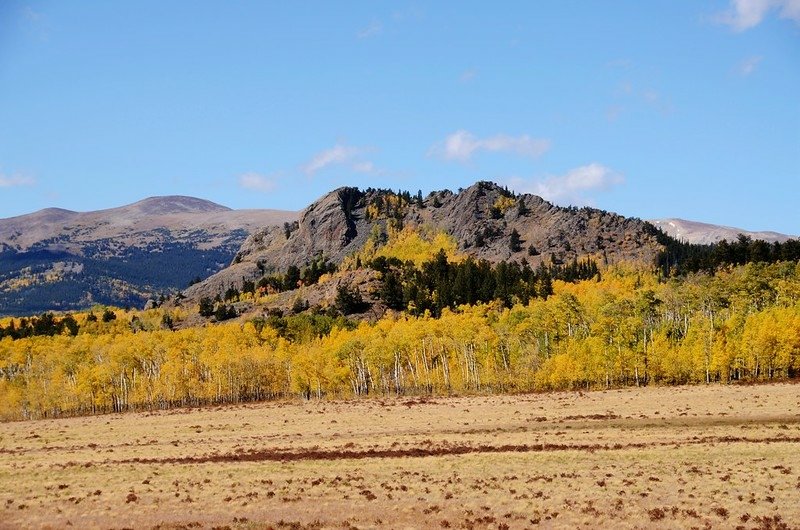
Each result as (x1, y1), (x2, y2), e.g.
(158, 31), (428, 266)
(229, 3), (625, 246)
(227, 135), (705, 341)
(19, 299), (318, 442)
(184, 181), (666, 302)
(233, 187), (372, 271)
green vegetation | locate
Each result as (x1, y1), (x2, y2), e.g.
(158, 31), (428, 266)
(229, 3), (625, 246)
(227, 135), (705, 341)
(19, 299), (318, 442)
(654, 231), (800, 275)
(369, 250), (598, 316)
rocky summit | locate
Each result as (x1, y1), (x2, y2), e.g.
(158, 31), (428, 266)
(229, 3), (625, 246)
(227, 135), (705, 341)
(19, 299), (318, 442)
(184, 181), (665, 302)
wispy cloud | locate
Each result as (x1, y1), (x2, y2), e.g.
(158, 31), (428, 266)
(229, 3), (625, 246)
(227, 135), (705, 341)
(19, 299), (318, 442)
(238, 172), (276, 193)
(303, 144), (363, 175)
(738, 55), (763, 76)
(643, 90), (674, 115)
(606, 105), (624, 122)
(21, 6), (42, 21)
(352, 161), (381, 174)
(392, 6), (424, 22)
(19, 5), (50, 41)
(507, 163), (624, 206)
(716, 0), (800, 31)
(459, 69), (477, 83)
(302, 143), (384, 176)
(0, 173), (36, 188)
(612, 80), (674, 117)
(642, 89), (660, 104)
(606, 58), (633, 69)
(358, 8), (423, 40)
(357, 19), (383, 39)
(430, 130), (551, 163)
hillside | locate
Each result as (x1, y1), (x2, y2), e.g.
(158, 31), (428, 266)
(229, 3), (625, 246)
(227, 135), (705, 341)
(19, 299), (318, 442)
(4, 186), (795, 318)
(184, 181), (664, 306)
(0, 197), (297, 315)
(649, 218), (795, 245)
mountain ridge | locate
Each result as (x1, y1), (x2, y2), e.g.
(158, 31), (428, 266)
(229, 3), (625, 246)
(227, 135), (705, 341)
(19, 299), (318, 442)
(183, 181), (664, 303)
(0, 196), (297, 315)
(649, 218), (795, 245)
(2, 187), (796, 316)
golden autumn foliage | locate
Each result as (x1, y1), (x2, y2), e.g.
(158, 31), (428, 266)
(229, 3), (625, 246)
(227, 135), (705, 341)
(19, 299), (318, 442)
(345, 225), (462, 269)
(492, 195), (516, 215)
(1, 261), (799, 420)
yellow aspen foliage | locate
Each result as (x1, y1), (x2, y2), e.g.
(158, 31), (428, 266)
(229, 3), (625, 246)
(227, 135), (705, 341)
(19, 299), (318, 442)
(0, 262), (799, 420)
(346, 225), (463, 269)
(492, 195), (516, 215)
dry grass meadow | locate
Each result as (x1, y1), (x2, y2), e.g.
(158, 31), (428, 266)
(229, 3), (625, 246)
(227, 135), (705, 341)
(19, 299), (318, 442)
(1, 383), (799, 529)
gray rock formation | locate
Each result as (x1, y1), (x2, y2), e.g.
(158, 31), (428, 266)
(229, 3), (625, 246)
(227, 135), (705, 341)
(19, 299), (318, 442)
(184, 181), (665, 301)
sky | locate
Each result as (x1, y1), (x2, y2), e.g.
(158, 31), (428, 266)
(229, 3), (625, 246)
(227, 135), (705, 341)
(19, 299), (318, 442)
(0, 1), (798, 234)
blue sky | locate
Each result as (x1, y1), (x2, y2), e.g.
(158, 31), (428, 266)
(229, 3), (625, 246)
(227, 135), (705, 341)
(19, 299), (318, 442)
(1, 1), (798, 234)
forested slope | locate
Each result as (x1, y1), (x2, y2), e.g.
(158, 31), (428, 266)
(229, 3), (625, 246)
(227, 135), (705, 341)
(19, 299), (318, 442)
(0, 196), (296, 314)
(1, 261), (798, 420)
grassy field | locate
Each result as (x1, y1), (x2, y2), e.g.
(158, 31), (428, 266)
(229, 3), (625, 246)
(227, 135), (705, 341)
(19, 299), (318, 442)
(1, 384), (799, 529)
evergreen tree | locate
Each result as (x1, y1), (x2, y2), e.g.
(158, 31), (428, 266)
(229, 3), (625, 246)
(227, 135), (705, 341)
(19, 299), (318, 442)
(510, 229), (522, 252)
(284, 265), (301, 290)
(199, 297), (215, 317)
(379, 270), (404, 310)
(335, 284), (367, 315)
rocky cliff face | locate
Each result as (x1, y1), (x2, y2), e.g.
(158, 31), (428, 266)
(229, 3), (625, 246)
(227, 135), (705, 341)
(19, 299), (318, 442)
(184, 182), (665, 301)
(413, 182), (659, 264)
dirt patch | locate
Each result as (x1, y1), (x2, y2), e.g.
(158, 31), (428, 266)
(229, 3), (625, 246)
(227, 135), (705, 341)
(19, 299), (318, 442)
(106, 435), (800, 466)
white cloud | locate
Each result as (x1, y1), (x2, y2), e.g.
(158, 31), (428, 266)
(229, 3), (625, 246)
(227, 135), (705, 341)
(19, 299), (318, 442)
(352, 161), (378, 174)
(302, 143), (385, 176)
(717, 0), (800, 30)
(303, 144), (363, 175)
(507, 163), (624, 206)
(430, 130), (551, 163)
(738, 55), (763, 76)
(0, 173), (36, 188)
(357, 19), (383, 39)
(238, 172), (276, 192)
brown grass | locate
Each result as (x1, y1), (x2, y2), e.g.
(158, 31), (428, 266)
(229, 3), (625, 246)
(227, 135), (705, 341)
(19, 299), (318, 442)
(1, 383), (799, 529)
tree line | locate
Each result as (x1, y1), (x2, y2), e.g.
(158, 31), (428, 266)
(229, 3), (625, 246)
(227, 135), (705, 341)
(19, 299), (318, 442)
(369, 250), (599, 317)
(653, 230), (800, 276)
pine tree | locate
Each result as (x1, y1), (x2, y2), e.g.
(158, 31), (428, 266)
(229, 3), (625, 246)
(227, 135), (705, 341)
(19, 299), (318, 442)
(510, 229), (522, 252)
(199, 297), (215, 317)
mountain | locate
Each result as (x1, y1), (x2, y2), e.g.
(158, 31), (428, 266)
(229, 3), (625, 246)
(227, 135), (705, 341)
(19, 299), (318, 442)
(0, 197), (297, 315)
(184, 182), (665, 303)
(649, 218), (794, 245)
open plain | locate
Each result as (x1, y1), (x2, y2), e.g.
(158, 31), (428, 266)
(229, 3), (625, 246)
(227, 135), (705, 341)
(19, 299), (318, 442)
(1, 383), (799, 529)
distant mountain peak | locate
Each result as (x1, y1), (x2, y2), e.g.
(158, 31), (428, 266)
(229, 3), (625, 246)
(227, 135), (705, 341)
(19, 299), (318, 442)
(121, 196), (232, 216)
(0, 197), (298, 315)
(649, 218), (794, 245)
